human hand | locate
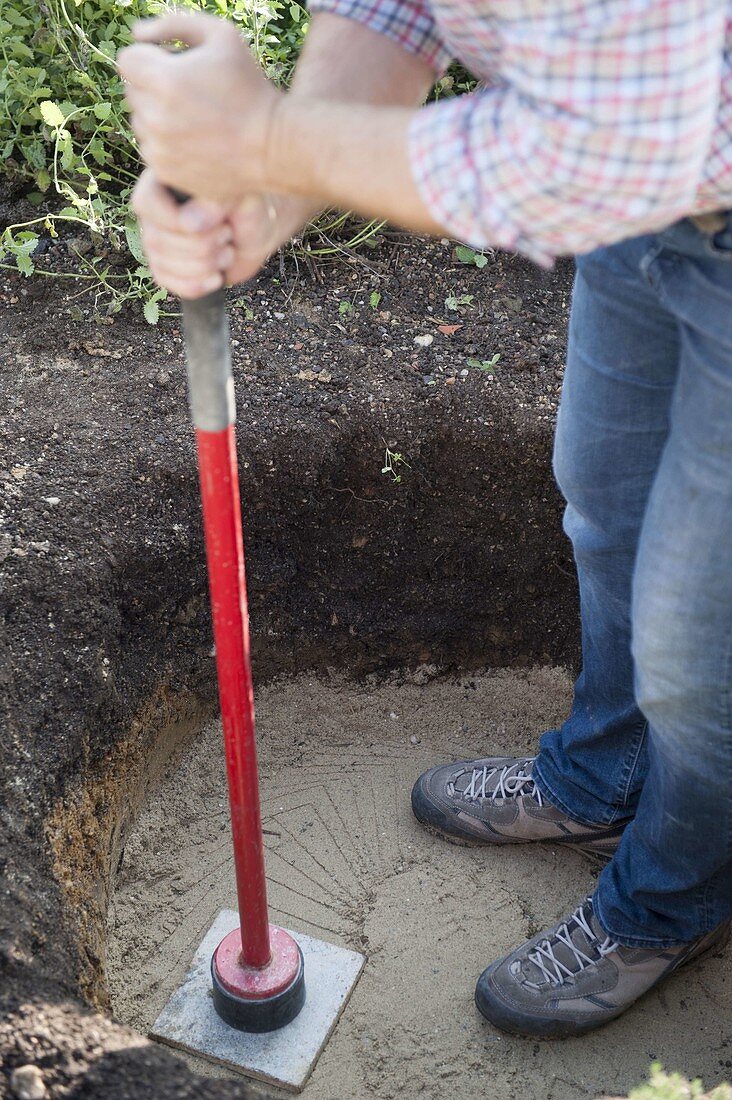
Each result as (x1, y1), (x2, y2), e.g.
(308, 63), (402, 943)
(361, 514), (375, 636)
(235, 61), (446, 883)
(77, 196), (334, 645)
(118, 12), (281, 204)
(132, 169), (316, 299)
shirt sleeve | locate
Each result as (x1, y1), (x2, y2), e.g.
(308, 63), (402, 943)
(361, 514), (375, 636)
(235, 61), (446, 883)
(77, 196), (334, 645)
(307, 0), (452, 74)
(408, 0), (726, 265)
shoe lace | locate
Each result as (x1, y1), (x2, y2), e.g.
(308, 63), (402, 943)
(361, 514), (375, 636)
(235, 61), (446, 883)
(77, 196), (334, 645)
(524, 901), (618, 988)
(461, 759), (543, 805)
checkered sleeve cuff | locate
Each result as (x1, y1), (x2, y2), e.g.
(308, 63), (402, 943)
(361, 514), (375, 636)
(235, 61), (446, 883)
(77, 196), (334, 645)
(307, 0), (452, 74)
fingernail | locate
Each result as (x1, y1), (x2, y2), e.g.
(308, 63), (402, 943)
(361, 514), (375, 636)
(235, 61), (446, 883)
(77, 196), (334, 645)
(219, 248), (235, 268)
(202, 273), (222, 293)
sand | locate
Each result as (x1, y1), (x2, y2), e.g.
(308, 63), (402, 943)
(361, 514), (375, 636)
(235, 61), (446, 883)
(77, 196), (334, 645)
(107, 667), (732, 1099)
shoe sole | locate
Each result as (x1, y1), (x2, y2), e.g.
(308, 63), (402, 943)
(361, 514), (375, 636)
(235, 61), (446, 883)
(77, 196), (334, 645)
(419, 818), (616, 864)
(475, 924), (731, 1040)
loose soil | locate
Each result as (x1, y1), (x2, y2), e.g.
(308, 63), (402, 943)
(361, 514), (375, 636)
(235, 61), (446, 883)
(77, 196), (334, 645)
(108, 668), (732, 1100)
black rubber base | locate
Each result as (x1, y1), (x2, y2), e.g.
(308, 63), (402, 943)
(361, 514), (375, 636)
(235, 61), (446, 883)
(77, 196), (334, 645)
(211, 946), (306, 1032)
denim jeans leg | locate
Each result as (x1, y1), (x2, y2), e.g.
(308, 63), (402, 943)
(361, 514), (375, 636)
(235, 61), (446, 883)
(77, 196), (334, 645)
(594, 230), (732, 946)
(533, 236), (680, 826)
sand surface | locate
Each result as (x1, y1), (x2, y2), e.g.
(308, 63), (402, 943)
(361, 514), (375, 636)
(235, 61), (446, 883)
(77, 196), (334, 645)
(107, 668), (731, 1099)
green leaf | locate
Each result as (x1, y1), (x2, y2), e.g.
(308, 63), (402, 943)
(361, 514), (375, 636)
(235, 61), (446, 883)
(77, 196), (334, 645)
(16, 252), (34, 276)
(34, 167), (51, 191)
(125, 217), (146, 265)
(143, 298), (160, 325)
(369, 290), (381, 310)
(455, 244), (489, 268)
(455, 244), (476, 264)
(39, 100), (65, 128)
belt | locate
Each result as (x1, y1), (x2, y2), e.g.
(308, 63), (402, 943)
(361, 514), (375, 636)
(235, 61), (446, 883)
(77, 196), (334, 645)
(690, 210), (729, 233)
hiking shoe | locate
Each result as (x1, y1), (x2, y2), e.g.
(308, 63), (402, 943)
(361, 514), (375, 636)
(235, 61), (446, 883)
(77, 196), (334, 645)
(411, 756), (625, 860)
(475, 895), (730, 1038)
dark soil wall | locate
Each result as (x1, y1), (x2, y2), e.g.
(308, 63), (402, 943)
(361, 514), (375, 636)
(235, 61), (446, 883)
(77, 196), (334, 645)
(0, 234), (577, 1099)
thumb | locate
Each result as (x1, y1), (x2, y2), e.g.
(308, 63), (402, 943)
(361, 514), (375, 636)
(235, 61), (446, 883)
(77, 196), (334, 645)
(117, 42), (172, 89)
(132, 11), (228, 48)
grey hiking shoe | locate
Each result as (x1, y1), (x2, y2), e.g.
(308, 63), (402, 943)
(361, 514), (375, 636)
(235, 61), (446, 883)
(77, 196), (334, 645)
(475, 895), (730, 1038)
(411, 756), (625, 860)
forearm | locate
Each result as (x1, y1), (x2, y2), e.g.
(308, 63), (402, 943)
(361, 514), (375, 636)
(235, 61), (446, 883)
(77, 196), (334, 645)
(279, 13), (438, 226)
(266, 97), (445, 236)
(290, 13), (436, 107)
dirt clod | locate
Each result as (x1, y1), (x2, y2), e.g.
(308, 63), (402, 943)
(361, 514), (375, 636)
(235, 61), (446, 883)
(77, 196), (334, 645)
(10, 1066), (46, 1100)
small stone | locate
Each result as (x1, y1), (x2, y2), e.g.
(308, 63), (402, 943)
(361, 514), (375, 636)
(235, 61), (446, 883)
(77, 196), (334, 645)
(409, 734), (421, 745)
(156, 370), (170, 385)
(317, 369), (332, 383)
(42, 497), (60, 506)
(459, 369), (469, 378)
(414, 334), (434, 348)
(273, 311), (285, 320)
(411, 663), (438, 686)
(11, 1065), (47, 1100)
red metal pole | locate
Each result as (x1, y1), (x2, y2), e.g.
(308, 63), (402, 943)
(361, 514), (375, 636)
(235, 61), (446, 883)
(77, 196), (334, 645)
(176, 229), (304, 1029)
(195, 423), (271, 969)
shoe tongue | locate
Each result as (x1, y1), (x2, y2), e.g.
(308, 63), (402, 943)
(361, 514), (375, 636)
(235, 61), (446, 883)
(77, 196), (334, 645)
(515, 900), (605, 986)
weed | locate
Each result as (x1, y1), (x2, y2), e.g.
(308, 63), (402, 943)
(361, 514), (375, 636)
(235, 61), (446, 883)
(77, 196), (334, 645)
(381, 446), (410, 484)
(455, 244), (491, 268)
(467, 353), (500, 373)
(338, 299), (354, 318)
(369, 290), (381, 310)
(445, 292), (474, 312)
(0, 0), (308, 319)
(630, 1065), (731, 1100)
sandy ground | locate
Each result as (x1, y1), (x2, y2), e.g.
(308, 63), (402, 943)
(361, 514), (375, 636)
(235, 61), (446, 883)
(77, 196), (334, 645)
(107, 668), (732, 1099)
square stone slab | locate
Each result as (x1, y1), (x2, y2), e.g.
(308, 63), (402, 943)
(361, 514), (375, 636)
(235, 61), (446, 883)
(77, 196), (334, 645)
(150, 909), (365, 1092)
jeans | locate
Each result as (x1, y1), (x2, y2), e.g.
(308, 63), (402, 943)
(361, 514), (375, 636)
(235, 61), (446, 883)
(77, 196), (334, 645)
(533, 214), (732, 948)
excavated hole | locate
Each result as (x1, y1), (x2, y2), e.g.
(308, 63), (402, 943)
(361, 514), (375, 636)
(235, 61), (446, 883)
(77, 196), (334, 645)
(104, 668), (730, 1100)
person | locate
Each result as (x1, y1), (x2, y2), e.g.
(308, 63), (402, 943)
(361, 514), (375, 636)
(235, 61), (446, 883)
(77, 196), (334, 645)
(118, 0), (732, 1039)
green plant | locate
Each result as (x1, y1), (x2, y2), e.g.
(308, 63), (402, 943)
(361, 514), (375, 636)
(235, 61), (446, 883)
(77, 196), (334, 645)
(629, 1065), (731, 1100)
(454, 243), (491, 268)
(369, 290), (381, 310)
(467, 353), (500, 373)
(445, 292), (474, 312)
(338, 299), (354, 318)
(0, 0), (309, 318)
(381, 446), (409, 484)
(431, 63), (477, 102)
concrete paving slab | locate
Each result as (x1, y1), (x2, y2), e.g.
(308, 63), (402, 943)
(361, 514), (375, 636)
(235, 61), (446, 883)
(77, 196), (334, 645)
(150, 909), (365, 1092)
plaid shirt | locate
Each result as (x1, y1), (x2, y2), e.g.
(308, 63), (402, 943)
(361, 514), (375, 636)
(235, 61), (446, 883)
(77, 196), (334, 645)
(307, 0), (732, 263)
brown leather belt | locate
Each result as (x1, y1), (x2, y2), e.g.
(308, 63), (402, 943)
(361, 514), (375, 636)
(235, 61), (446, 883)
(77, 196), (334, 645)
(690, 210), (728, 233)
